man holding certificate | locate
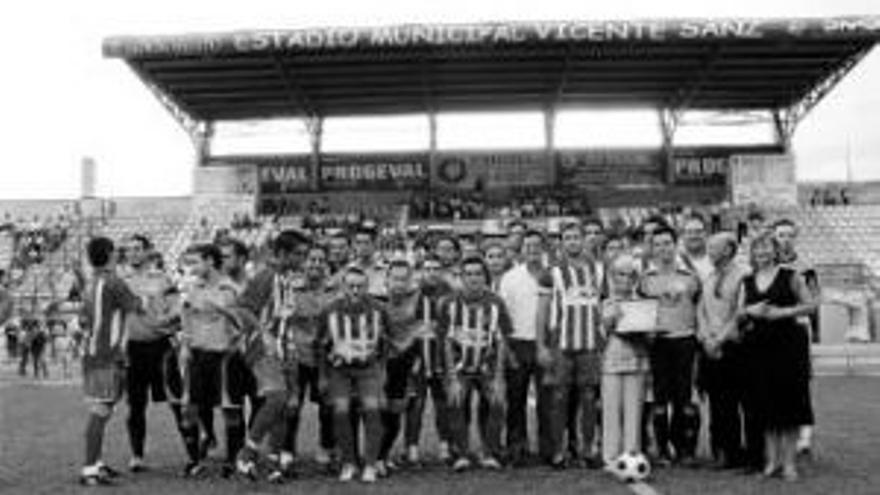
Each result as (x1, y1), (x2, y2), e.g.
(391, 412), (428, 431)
(640, 226), (702, 467)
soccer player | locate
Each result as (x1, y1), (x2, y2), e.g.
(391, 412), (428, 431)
(317, 266), (390, 483)
(498, 229), (553, 465)
(640, 226), (702, 466)
(79, 237), (144, 486)
(377, 259), (423, 474)
(696, 232), (750, 470)
(442, 256), (513, 471)
(279, 243), (337, 468)
(546, 222), (606, 468)
(122, 234), (199, 473)
(178, 243), (245, 477)
(405, 254), (454, 464)
(234, 230), (315, 474)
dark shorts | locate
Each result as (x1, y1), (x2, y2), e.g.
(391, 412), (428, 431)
(127, 339), (172, 404)
(189, 350), (247, 408)
(649, 336), (698, 404)
(385, 350), (416, 401)
(326, 362), (384, 404)
(83, 359), (126, 404)
(284, 363), (322, 404)
(544, 349), (602, 387)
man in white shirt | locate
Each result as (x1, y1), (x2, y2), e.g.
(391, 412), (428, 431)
(498, 230), (552, 464)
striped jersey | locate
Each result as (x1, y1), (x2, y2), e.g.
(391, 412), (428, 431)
(319, 296), (389, 366)
(438, 290), (513, 375)
(549, 261), (605, 352)
(81, 268), (142, 366)
(412, 280), (453, 377)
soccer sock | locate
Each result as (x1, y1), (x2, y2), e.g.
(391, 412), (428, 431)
(285, 410), (300, 454)
(363, 408), (384, 465)
(319, 403), (335, 451)
(127, 402), (148, 458)
(198, 405), (215, 444)
(223, 408), (246, 463)
(84, 413), (109, 467)
(170, 404), (201, 462)
(334, 410), (356, 465)
(379, 410), (401, 460)
(249, 394), (285, 445)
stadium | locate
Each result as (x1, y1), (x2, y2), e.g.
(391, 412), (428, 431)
(3, 15), (880, 495)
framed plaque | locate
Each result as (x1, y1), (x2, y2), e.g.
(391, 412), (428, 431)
(616, 299), (660, 334)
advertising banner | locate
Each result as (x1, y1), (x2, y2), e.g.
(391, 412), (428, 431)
(320, 153), (429, 190)
(670, 145), (783, 186)
(196, 160), (260, 195)
(205, 155), (311, 195)
(431, 152), (550, 190)
(556, 149), (664, 188)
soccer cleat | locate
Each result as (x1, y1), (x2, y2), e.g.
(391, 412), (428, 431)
(267, 469), (285, 484)
(79, 473), (113, 486)
(452, 457), (472, 472)
(236, 458), (257, 480)
(479, 456), (502, 470)
(183, 461), (206, 478)
(221, 463), (236, 479)
(374, 460), (388, 478)
(278, 451), (294, 471)
(97, 463), (121, 479)
(128, 457), (147, 473)
(438, 441), (452, 462)
(361, 465), (378, 483)
(339, 463), (358, 482)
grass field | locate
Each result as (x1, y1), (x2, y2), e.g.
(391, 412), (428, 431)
(2, 371), (879, 495)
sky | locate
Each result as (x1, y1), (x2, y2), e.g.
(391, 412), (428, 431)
(0, 0), (878, 200)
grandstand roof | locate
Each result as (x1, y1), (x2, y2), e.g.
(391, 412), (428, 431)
(103, 17), (880, 121)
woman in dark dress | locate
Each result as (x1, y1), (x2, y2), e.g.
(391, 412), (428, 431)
(740, 233), (816, 481)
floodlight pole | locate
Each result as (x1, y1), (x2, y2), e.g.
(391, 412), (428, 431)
(307, 116), (324, 191)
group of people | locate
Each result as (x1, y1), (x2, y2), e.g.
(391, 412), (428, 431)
(74, 211), (818, 487)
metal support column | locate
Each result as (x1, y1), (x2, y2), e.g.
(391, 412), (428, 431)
(307, 116), (324, 191)
(773, 109), (793, 153)
(194, 121), (214, 168)
(660, 108), (679, 185)
(428, 109), (438, 186)
(544, 104), (557, 188)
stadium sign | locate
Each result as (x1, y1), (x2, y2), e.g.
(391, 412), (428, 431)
(103, 17), (880, 57)
(432, 152), (550, 190)
(671, 146), (783, 186)
(320, 154), (428, 190)
(556, 149), (664, 188)
(213, 155), (313, 194)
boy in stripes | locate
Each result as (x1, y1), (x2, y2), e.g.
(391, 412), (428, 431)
(545, 221), (606, 469)
(405, 254), (454, 463)
(79, 237), (144, 486)
(442, 256), (513, 472)
(233, 230), (314, 478)
(317, 266), (390, 483)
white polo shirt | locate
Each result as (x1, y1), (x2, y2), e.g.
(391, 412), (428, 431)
(498, 263), (551, 341)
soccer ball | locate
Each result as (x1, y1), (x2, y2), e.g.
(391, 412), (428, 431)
(613, 452), (651, 483)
